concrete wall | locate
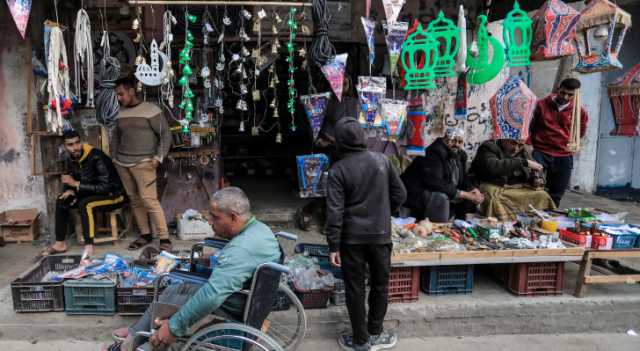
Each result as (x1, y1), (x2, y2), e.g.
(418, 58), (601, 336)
(0, 11), (46, 215)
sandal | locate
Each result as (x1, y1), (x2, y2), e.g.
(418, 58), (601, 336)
(159, 240), (173, 252)
(35, 246), (67, 261)
(127, 237), (152, 251)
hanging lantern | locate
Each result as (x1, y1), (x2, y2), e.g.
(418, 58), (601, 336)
(490, 76), (537, 141)
(503, 1), (533, 67)
(530, 0), (581, 61)
(574, 0), (631, 73)
(426, 11), (460, 78)
(400, 23), (438, 90)
(608, 63), (640, 136)
(466, 15), (505, 85)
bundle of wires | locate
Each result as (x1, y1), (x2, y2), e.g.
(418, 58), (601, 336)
(310, 0), (335, 66)
(95, 32), (120, 130)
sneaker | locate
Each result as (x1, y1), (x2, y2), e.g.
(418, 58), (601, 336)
(369, 331), (398, 350)
(338, 334), (371, 351)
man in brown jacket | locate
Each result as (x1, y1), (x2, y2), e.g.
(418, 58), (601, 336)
(112, 76), (173, 251)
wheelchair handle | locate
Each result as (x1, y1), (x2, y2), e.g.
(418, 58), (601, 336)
(275, 231), (298, 241)
(260, 261), (291, 274)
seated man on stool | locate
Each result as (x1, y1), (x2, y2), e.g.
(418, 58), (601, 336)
(401, 127), (484, 222)
(40, 130), (124, 260)
(104, 187), (281, 351)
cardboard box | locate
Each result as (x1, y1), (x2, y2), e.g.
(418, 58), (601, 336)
(0, 209), (40, 243)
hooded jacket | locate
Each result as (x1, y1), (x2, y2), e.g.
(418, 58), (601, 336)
(64, 144), (124, 197)
(325, 118), (407, 252)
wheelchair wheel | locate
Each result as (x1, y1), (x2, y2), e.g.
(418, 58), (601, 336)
(180, 322), (283, 351)
(263, 283), (307, 351)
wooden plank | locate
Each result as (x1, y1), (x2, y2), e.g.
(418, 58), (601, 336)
(392, 255), (584, 267)
(584, 274), (640, 284)
(392, 246), (585, 264)
(589, 250), (640, 259)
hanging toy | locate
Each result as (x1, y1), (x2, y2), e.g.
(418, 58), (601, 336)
(382, 0), (406, 29)
(466, 15), (505, 85)
(300, 92), (331, 141)
(400, 23), (438, 90)
(361, 17), (376, 72)
(426, 11), (460, 78)
(384, 21), (408, 76)
(503, 1), (533, 67)
(321, 53), (348, 101)
(357, 76), (387, 127)
(297, 154), (330, 198)
(379, 98), (407, 138)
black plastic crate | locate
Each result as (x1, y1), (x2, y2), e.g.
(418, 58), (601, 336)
(421, 265), (474, 295)
(294, 243), (329, 257)
(116, 286), (160, 315)
(11, 255), (81, 312)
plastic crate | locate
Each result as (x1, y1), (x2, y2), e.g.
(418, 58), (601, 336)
(116, 286), (160, 315)
(559, 229), (592, 248)
(506, 262), (564, 296)
(421, 265), (473, 295)
(11, 255), (81, 313)
(330, 290), (346, 306)
(388, 267), (420, 303)
(611, 233), (638, 249)
(64, 279), (116, 315)
(294, 243), (329, 257)
(291, 279), (331, 309)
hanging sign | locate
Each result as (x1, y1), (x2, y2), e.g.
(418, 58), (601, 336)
(300, 92), (331, 140)
(357, 76), (387, 127)
(384, 21), (408, 76)
(321, 53), (348, 101)
(361, 17), (376, 67)
(5, 0), (31, 39)
(297, 154), (330, 198)
(380, 98), (407, 138)
(382, 0), (405, 29)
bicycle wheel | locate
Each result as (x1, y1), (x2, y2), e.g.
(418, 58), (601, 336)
(263, 283), (307, 351)
(180, 322), (283, 351)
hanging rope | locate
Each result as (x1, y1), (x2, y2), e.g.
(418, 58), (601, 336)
(95, 31), (121, 130)
(46, 25), (71, 135)
(310, 0), (335, 66)
(74, 9), (94, 107)
(567, 88), (582, 153)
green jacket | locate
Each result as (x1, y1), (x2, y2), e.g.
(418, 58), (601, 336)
(169, 217), (281, 337)
(470, 140), (530, 186)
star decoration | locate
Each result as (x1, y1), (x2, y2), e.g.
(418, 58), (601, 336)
(298, 47), (306, 58)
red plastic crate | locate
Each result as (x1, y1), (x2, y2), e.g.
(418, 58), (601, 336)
(559, 229), (592, 247)
(292, 283), (331, 309)
(507, 262), (564, 296)
(388, 267), (420, 303)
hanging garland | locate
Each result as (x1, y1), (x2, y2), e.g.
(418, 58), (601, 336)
(286, 7), (298, 131)
(160, 10), (176, 108)
(177, 11), (198, 133)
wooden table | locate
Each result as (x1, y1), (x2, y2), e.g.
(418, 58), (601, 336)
(574, 248), (640, 297)
(391, 247), (585, 267)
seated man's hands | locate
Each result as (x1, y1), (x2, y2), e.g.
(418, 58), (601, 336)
(58, 189), (77, 206)
(527, 160), (544, 172)
(150, 318), (177, 349)
(61, 174), (80, 189)
(468, 188), (485, 205)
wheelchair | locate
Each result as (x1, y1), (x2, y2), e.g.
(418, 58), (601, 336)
(134, 232), (307, 351)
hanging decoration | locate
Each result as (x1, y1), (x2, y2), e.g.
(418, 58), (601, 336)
(426, 11), (460, 78)
(398, 20), (422, 89)
(297, 154), (330, 198)
(201, 9), (215, 109)
(400, 23), (438, 90)
(456, 5), (467, 73)
(135, 40), (166, 86)
(490, 76), (537, 141)
(503, 1), (533, 67)
(177, 11), (198, 133)
(380, 98), (407, 138)
(321, 53), (348, 101)
(235, 8), (251, 133)
(574, 0), (632, 74)
(361, 17), (376, 71)
(608, 63), (640, 136)
(132, 6), (145, 92)
(300, 92), (331, 141)
(213, 9), (228, 116)
(466, 15), (505, 85)
(73, 9), (94, 107)
(160, 10), (176, 108)
(46, 23), (72, 134)
(530, 0), (580, 61)
(382, 0), (406, 29)
(406, 98), (428, 155)
(357, 76), (387, 127)
(454, 72), (467, 120)
(5, 0), (31, 39)
(384, 21), (408, 76)
(286, 7), (299, 131)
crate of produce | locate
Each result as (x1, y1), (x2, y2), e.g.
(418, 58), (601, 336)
(64, 279), (116, 315)
(11, 255), (81, 312)
(559, 229), (592, 248)
(506, 262), (564, 296)
(388, 267), (420, 303)
(421, 265), (473, 295)
(116, 286), (162, 315)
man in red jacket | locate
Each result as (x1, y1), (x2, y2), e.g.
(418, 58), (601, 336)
(529, 78), (588, 207)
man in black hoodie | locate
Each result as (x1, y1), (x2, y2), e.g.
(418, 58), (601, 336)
(326, 117), (407, 351)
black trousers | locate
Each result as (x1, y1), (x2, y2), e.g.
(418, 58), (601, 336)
(55, 193), (124, 245)
(532, 150), (573, 207)
(413, 191), (477, 223)
(340, 243), (392, 346)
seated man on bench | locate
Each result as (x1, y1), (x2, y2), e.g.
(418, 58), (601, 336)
(40, 130), (124, 260)
(104, 187), (281, 351)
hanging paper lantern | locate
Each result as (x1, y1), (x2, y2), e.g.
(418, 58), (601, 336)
(300, 92), (331, 140)
(384, 21), (409, 76)
(321, 53), (348, 101)
(361, 17), (376, 67)
(380, 98), (407, 138)
(503, 1), (533, 67)
(426, 11), (460, 78)
(296, 154), (330, 198)
(530, 0), (581, 61)
(574, 0), (631, 73)
(406, 100), (428, 155)
(608, 63), (640, 136)
(401, 23), (438, 90)
(357, 76), (387, 127)
(467, 15), (505, 85)
(490, 76), (537, 141)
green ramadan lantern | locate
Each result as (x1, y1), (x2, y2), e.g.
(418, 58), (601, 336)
(426, 11), (460, 78)
(467, 15), (505, 85)
(401, 23), (439, 90)
(503, 0), (533, 67)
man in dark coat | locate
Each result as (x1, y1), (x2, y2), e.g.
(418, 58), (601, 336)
(401, 128), (483, 222)
(325, 117), (406, 351)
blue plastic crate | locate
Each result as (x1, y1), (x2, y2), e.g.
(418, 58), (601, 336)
(421, 265), (473, 295)
(63, 279), (116, 315)
(599, 225), (640, 249)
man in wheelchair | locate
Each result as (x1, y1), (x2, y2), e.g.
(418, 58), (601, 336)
(105, 187), (282, 351)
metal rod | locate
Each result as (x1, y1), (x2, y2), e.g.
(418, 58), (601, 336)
(127, 0), (313, 7)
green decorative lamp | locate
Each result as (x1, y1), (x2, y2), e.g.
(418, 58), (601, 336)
(467, 15), (505, 85)
(401, 23), (438, 90)
(503, 1), (533, 67)
(426, 11), (460, 78)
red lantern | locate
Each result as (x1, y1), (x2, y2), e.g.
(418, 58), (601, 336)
(530, 0), (581, 61)
(608, 64), (640, 136)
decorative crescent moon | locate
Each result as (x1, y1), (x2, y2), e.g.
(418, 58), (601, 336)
(467, 35), (505, 85)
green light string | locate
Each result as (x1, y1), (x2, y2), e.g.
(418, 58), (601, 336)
(177, 11), (198, 133)
(286, 7), (298, 131)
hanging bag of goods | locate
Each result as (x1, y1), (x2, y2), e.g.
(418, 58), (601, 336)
(530, 0), (581, 61)
(357, 76), (387, 127)
(300, 92), (331, 141)
(608, 63), (640, 136)
(380, 98), (407, 138)
(490, 76), (537, 140)
(384, 21), (409, 76)
(296, 154), (330, 198)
